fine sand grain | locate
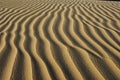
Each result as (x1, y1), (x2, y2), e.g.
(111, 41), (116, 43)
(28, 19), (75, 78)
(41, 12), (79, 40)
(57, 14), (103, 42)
(0, 0), (120, 80)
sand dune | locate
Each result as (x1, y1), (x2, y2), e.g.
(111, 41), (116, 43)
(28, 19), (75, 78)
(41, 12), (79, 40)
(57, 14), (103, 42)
(0, 0), (120, 80)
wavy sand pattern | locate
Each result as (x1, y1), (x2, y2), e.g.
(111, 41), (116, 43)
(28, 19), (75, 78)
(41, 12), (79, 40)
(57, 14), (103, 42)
(0, 0), (120, 80)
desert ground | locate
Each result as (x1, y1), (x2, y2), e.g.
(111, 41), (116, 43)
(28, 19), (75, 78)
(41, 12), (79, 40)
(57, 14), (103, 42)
(0, 0), (120, 80)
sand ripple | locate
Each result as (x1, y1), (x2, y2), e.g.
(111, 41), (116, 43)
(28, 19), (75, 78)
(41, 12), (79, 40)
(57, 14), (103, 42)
(0, 0), (120, 80)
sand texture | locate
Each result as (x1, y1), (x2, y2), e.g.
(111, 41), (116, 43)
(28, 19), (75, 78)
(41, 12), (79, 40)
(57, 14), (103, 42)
(0, 0), (120, 80)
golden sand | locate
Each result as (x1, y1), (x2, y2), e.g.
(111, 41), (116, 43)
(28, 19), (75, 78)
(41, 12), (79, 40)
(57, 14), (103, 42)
(0, 0), (120, 80)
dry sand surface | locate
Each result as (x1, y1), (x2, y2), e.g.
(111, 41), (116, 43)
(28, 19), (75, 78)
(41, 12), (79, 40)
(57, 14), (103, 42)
(0, 0), (120, 80)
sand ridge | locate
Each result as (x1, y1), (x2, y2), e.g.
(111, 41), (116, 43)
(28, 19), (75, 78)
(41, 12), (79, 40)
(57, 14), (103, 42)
(0, 0), (120, 80)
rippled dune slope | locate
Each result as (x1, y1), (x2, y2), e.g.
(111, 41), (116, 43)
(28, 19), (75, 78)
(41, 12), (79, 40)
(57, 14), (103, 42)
(0, 0), (120, 80)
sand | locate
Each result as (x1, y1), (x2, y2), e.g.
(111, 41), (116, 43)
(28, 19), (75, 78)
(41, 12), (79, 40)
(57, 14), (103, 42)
(0, 0), (120, 80)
